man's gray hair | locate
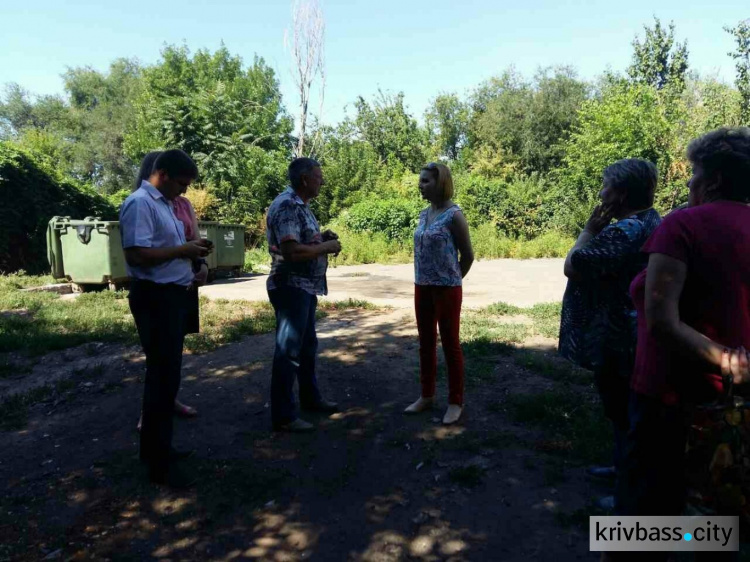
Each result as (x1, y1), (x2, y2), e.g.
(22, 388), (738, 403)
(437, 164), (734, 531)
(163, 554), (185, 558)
(288, 157), (321, 189)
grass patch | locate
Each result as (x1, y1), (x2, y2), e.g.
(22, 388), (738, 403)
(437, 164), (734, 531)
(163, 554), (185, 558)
(471, 225), (573, 260)
(0, 288), (136, 355)
(243, 245), (271, 273)
(474, 301), (562, 339)
(507, 388), (610, 464)
(185, 299), (277, 354)
(1, 276), (379, 356)
(460, 302), (563, 386)
(0, 378), (77, 431)
(448, 465), (487, 487)
(514, 350), (591, 385)
(186, 297), (380, 353)
(330, 228), (413, 266)
(318, 298), (380, 311)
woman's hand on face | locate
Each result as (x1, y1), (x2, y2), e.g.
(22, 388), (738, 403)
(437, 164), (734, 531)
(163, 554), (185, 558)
(584, 204), (615, 235)
(721, 346), (750, 385)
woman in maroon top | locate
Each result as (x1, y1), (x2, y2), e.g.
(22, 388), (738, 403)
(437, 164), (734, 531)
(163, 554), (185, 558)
(618, 128), (750, 522)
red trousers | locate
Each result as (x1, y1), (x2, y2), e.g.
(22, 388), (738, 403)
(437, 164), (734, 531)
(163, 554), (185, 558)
(415, 284), (465, 405)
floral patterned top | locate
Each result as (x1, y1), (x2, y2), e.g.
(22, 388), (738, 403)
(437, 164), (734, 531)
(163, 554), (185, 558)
(414, 204), (463, 286)
(266, 187), (328, 296)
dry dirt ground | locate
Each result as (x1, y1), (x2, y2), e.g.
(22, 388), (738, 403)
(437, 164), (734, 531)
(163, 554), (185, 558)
(0, 307), (608, 562)
(200, 259), (567, 309)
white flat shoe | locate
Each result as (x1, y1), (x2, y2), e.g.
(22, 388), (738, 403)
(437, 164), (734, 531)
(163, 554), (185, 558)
(404, 397), (434, 414)
(442, 404), (463, 425)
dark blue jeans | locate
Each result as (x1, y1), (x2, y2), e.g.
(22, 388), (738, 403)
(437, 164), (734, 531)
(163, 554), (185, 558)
(268, 286), (322, 425)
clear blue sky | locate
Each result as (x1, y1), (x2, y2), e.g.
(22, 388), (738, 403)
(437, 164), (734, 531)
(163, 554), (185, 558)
(1, 0), (747, 127)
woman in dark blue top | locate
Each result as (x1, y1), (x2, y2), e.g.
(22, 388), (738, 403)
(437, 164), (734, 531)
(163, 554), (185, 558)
(559, 158), (661, 494)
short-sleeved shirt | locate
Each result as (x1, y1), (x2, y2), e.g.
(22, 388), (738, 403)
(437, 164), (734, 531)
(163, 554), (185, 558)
(630, 201), (750, 404)
(558, 208), (661, 373)
(119, 181), (193, 287)
(266, 187), (327, 295)
(414, 204), (463, 286)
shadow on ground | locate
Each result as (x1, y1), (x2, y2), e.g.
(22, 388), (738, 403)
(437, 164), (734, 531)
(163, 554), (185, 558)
(0, 308), (604, 561)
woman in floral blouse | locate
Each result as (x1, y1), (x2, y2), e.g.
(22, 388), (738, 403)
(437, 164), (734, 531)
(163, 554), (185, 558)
(405, 163), (474, 425)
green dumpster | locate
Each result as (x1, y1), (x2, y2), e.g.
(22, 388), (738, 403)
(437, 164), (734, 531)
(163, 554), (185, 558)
(197, 221), (219, 271)
(46, 217), (66, 279)
(48, 216), (128, 288)
(215, 223), (245, 271)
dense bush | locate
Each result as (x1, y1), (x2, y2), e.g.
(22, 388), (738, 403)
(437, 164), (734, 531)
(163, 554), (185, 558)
(341, 198), (424, 241)
(0, 142), (116, 273)
(455, 173), (558, 239)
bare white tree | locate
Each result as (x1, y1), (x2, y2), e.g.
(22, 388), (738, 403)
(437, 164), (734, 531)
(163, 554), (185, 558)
(284, 0), (326, 157)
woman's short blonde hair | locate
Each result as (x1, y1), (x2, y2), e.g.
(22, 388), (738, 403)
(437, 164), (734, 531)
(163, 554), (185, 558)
(422, 162), (454, 201)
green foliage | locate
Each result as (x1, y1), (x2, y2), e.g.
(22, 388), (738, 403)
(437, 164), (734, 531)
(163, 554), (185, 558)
(328, 226), (414, 265)
(353, 91), (426, 172)
(425, 93), (469, 161)
(628, 18), (689, 93)
(0, 59), (143, 193)
(455, 172), (558, 238)
(0, 141), (116, 273)
(726, 20), (750, 125)
(508, 389), (611, 463)
(312, 121), (381, 224)
(341, 198), (423, 241)
(554, 82), (679, 232)
(467, 67), (589, 175)
(124, 45), (292, 234)
(2, 21), (748, 271)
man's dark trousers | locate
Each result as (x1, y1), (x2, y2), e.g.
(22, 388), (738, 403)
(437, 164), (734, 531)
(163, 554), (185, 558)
(129, 279), (188, 476)
(268, 286), (322, 425)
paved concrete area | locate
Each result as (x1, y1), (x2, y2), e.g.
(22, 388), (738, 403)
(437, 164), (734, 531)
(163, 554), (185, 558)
(200, 258), (567, 308)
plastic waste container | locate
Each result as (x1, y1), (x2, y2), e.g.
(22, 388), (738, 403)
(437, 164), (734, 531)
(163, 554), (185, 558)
(196, 221), (219, 271)
(215, 223), (245, 271)
(47, 216), (128, 289)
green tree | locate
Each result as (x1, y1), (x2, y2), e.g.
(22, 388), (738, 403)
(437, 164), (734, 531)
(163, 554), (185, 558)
(0, 60), (143, 193)
(725, 20), (750, 124)
(0, 141), (116, 273)
(556, 82), (680, 231)
(124, 45), (293, 231)
(520, 67), (590, 172)
(424, 93), (469, 161)
(61, 59), (143, 192)
(313, 120), (381, 224)
(467, 67), (588, 176)
(0, 84), (69, 137)
(352, 91), (426, 171)
(628, 18), (689, 93)
(468, 69), (531, 174)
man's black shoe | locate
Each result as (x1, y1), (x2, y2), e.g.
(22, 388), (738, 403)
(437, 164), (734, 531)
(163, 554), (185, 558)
(301, 400), (339, 414)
